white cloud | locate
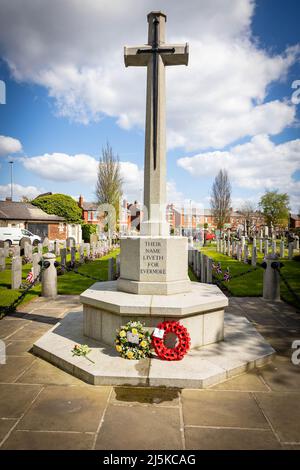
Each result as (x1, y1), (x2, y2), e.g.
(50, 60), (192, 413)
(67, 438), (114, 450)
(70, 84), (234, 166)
(177, 134), (300, 210)
(21, 152), (143, 202)
(119, 161), (144, 202)
(0, 135), (22, 156)
(0, 0), (298, 150)
(0, 183), (43, 200)
(21, 150), (205, 207)
(167, 180), (204, 212)
(22, 153), (98, 183)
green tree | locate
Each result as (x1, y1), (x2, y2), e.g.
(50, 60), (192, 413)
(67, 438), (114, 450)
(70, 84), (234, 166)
(32, 193), (83, 223)
(259, 190), (290, 231)
(210, 169), (231, 231)
(81, 223), (97, 242)
(96, 143), (123, 228)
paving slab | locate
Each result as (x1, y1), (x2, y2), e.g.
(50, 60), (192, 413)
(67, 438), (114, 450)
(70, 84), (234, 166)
(212, 370), (268, 391)
(0, 384), (43, 418)
(258, 356), (300, 392)
(26, 307), (68, 318)
(0, 420), (17, 442)
(1, 430), (94, 450)
(17, 385), (111, 432)
(0, 356), (36, 383)
(256, 326), (299, 358)
(95, 404), (182, 450)
(5, 340), (34, 356)
(8, 322), (52, 341)
(16, 358), (83, 385)
(182, 390), (268, 428)
(185, 427), (280, 450)
(0, 319), (30, 339)
(254, 392), (300, 443)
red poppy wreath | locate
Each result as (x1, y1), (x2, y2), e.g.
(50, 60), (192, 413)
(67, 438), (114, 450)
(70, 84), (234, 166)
(152, 320), (190, 361)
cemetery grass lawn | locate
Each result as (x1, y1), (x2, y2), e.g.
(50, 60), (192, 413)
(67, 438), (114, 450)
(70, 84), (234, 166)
(200, 244), (300, 308)
(0, 249), (120, 310)
(57, 249), (119, 295)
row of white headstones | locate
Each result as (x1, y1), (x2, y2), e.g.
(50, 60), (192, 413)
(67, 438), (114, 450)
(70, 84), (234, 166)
(216, 236), (299, 263)
(0, 239), (119, 290)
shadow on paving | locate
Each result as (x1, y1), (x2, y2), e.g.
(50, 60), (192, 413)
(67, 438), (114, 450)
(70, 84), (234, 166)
(6, 311), (58, 326)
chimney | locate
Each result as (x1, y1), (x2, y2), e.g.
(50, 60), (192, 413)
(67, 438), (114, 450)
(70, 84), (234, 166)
(78, 195), (84, 208)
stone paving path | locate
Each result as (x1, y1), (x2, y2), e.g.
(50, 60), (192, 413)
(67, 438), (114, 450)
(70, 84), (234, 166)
(0, 295), (299, 450)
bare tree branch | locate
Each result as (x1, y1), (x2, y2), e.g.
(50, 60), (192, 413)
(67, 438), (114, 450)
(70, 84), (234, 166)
(210, 169), (231, 231)
(95, 142), (123, 225)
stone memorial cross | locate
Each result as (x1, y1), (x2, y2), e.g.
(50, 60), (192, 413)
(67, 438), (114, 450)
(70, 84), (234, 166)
(124, 11), (188, 236)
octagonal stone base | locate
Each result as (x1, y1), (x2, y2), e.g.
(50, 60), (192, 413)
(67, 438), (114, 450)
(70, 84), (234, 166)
(33, 311), (275, 387)
(80, 281), (228, 349)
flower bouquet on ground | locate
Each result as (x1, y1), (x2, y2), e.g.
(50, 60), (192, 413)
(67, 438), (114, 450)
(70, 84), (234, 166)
(71, 343), (95, 363)
(115, 321), (152, 360)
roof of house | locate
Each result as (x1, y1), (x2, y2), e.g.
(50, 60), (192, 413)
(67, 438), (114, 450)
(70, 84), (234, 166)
(290, 213), (300, 221)
(0, 201), (65, 222)
(82, 202), (99, 211)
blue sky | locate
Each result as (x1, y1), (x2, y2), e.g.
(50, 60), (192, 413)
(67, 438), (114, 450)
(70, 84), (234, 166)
(0, 0), (299, 212)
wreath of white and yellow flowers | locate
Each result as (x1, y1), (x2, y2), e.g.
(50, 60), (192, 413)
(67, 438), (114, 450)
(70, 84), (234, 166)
(115, 321), (152, 360)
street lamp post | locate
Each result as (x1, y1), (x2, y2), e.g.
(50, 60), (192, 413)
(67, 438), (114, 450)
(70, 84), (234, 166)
(9, 160), (14, 201)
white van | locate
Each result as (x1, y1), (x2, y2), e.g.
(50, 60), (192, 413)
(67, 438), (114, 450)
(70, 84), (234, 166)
(0, 227), (41, 246)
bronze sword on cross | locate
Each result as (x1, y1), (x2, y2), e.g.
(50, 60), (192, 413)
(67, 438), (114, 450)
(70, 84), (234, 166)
(136, 16), (176, 170)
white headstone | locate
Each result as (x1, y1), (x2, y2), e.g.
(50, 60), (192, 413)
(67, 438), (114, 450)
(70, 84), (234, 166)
(251, 246), (257, 266)
(24, 242), (33, 261)
(264, 239), (269, 256)
(3, 241), (9, 258)
(60, 248), (67, 268)
(0, 248), (5, 271)
(55, 240), (60, 256)
(237, 243), (242, 262)
(243, 245), (249, 264)
(85, 243), (90, 257)
(108, 257), (115, 281)
(13, 245), (20, 257)
(70, 246), (76, 265)
(288, 242), (294, 260)
(79, 243), (84, 262)
(241, 236), (245, 251)
(11, 256), (22, 289)
(280, 240), (285, 258)
(43, 237), (49, 248)
(32, 252), (42, 279)
(206, 257), (213, 283)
